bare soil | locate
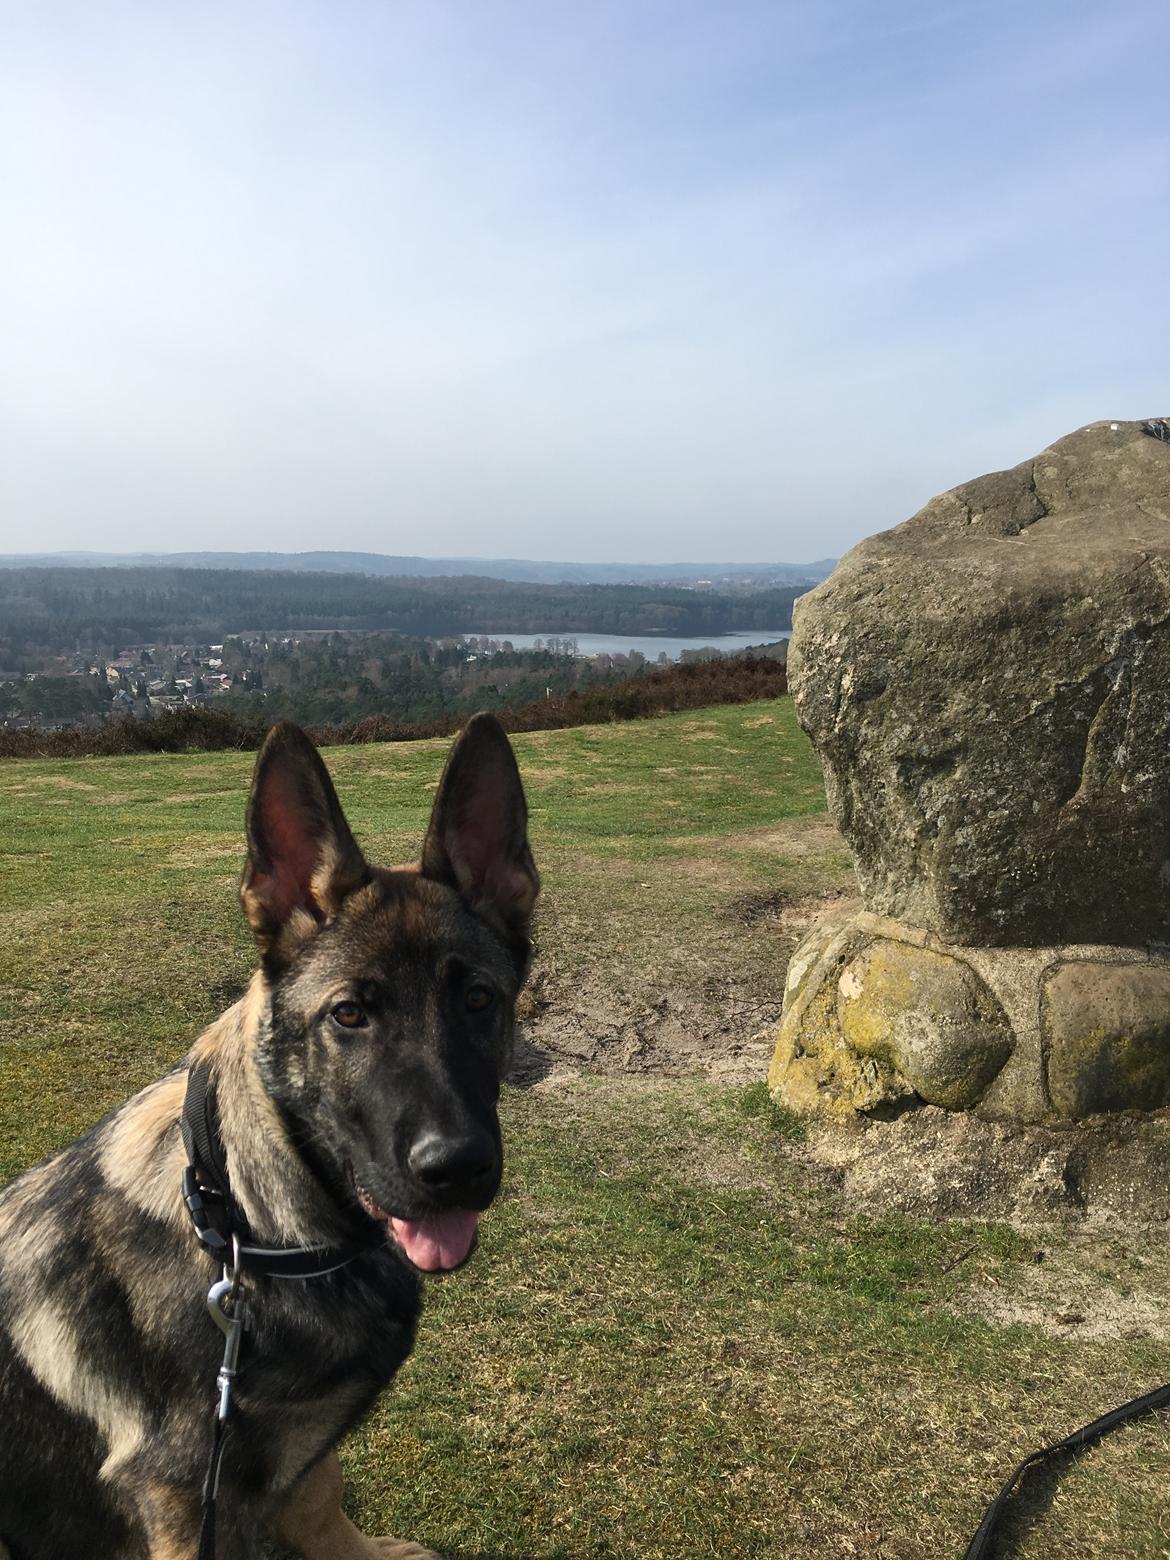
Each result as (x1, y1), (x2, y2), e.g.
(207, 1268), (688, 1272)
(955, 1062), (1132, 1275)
(516, 876), (856, 1085)
(515, 969), (783, 1084)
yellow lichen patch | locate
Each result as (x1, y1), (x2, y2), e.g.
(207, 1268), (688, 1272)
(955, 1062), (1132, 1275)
(768, 980), (909, 1120)
(768, 918), (912, 1119)
(836, 940), (1013, 1111)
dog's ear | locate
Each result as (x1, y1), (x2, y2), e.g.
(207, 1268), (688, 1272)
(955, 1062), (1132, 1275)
(241, 722), (369, 959)
(421, 713), (539, 944)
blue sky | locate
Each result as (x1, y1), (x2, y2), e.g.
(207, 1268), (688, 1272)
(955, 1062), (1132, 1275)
(1, 0), (1167, 561)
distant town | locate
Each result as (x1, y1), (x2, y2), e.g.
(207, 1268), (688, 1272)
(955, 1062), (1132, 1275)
(0, 556), (802, 732)
(0, 632), (623, 732)
(2, 627), (796, 734)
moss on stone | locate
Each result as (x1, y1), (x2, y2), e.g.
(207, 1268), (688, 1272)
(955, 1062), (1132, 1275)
(769, 922), (915, 1119)
(1043, 962), (1170, 1117)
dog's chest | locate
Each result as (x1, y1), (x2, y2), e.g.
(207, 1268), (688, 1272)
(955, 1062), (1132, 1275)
(234, 1248), (421, 1427)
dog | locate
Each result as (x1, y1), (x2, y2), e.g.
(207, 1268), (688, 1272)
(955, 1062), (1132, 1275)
(0, 713), (539, 1560)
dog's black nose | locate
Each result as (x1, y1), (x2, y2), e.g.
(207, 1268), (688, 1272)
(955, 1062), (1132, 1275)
(408, 1130), (497, 1194)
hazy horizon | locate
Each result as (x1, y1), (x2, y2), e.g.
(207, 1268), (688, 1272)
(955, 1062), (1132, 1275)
(0, 547), (833, 569)
(3, 1), (1167, 561)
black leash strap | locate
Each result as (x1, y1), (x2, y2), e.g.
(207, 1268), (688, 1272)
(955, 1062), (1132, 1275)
(198, 1408), (230, 1560)
(964, 1379), (1170, 1559)
(197, 1235), (246, 1560)
(180, 1060), (366, 1560)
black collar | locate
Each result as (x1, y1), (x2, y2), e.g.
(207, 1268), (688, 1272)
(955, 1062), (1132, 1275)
(179, 1061), (364, 1280)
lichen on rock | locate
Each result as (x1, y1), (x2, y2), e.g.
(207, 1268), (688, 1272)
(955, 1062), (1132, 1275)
(1043, 962), (1170, 1118)
(769, 911), (914, 1118)
(836, 940), (1013, 1110)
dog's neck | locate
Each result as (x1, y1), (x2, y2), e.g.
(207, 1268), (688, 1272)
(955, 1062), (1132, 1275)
(189, 974), (350, 1250)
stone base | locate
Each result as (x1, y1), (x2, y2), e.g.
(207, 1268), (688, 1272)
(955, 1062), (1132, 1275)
(768, 908), (1170, 1122)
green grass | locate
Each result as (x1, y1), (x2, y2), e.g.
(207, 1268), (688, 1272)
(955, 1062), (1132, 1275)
(343, 1078), (1170, 1560)
(737, 1078), (807, 1139)
(0, 700), (843, 1170)
(3, 698), (1170, 1559)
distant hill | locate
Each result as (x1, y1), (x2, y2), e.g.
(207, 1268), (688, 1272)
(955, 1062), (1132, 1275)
(0, 550), (835, 588)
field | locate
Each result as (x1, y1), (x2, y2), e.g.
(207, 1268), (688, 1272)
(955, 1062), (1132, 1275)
(3, 699), (1170, 1559)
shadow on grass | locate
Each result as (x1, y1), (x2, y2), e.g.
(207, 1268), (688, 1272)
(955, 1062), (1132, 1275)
(976, 1451), (1093, 1559)
(506, 1027), (555, 1088)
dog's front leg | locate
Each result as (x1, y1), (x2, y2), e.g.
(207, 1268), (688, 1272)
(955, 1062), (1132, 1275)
(273, 1451), (442, 1560)
(133, 1480), (203, 1559)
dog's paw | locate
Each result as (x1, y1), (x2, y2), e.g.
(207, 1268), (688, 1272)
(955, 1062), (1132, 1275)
(365, 1541), (444, 1560)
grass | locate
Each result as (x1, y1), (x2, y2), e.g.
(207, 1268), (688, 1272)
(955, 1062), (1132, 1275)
(2, 697), (1170, 1558)
(737, 1078), (807, 1139)
(0, 700), (842, 1171)
(348, 1079), (1170, 1560)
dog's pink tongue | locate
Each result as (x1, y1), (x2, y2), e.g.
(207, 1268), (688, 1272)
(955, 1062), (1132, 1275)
(390, 1209), (479, 1272)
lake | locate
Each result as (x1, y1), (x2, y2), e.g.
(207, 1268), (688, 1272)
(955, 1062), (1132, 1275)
(464, 629), (790, 661)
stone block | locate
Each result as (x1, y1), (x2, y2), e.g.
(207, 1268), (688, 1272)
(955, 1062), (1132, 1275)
(769, 918), (912, 1119)
(1043, 962), (1170, 1118)
(836, 940), (1013, 1109)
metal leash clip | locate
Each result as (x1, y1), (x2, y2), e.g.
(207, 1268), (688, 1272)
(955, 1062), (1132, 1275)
(206, 1231), (246, 1424)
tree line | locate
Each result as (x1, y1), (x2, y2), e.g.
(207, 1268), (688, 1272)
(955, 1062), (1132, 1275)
(0, 565), (800, 664)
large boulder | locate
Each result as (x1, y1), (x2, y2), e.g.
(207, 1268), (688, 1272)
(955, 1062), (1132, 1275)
(788, 418), (1170, 947)
(770, 420), (1170, 1123)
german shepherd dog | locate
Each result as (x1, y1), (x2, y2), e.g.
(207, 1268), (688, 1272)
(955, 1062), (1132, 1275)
(0, 714), (539, 1560)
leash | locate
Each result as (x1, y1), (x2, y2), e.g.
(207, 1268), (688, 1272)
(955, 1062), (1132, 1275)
(197, 1232), (246, 1560)
(964, 1379), (1170, 1558)
(179, 1061), (367, 1559)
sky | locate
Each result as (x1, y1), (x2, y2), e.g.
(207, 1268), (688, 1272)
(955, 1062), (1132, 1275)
(1, 1), (1167, 564)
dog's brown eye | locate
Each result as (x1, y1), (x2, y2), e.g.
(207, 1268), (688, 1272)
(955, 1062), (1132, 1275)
(331, 1001), (367, 1029)
(465, 985), (494, 1013)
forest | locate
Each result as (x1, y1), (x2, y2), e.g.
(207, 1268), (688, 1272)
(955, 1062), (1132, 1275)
(0, 565), (799, 664)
